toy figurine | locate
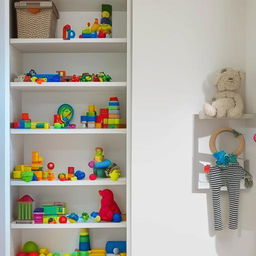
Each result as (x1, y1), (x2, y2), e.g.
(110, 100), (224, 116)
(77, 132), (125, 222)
(63, 24), (76, 40)
(98, 189), (121, 222)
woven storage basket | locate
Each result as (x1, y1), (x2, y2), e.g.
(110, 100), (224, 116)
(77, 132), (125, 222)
(15, 1), (59, 38)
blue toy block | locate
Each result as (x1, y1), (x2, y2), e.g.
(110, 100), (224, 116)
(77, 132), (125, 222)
(36, 74), (61, 82)
(87, 116), (96, 121)
(109, 101), (120, 106)
(81, 116), (88, 122)
(108, 110), (121, 114)
(19, 120), (25, 128)
(105, 241), (126, 254)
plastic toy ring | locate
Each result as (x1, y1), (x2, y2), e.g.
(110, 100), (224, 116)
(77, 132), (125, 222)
(209, 127), (245, 156)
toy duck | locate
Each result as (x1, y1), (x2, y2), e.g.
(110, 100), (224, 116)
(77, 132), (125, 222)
(91, 18), (101, 33)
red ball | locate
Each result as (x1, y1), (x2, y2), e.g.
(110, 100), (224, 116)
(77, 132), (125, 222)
(59, 216), (67, 223)
(17, 253), (27, 256)
(89, 174), (97, 180)
(28, 253), (39, 256)
(47, 162), (55, 170)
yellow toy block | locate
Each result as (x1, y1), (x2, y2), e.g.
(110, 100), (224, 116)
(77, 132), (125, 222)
(43, 171), (48, 180)
(120, 253), (127, 256)
(44, 123), (50, 129)
(39, 248), (49, 254)
(15, 165), (25, 172)
(88, 105), (96, 112)
(34, 171), (43, 181)
(24, 166), (32, 171)
(71, 176), (77, 181)
(95, 123), (102, 129)
(90, 249), (106, 256)
(12, 170), (21, 179)
(103, 118), (108, 124)
(108, 119), (121, 125)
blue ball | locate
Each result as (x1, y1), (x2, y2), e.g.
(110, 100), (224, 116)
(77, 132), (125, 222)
(113, 213), (122, 222)
(90, 211), (99, 218)
(75, 170), (85, 180)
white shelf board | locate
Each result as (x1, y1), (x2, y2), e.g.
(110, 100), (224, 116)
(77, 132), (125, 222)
(10, 38), (127, 53)
(11, 177), (126, 186)
(10, 82), (127, 92)
(11, 221), (127, 229)
(11, 129), (127, 135)
(54, 0), (127, 11)
(197, 112), (256, 120)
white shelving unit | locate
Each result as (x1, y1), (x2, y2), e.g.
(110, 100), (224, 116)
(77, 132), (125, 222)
(6, 0), (131, 255)
(10, 38), (127, 53)
(11, 128), (127, 135)
(11, 222), (127, 229)
(11, 178), (127, 187)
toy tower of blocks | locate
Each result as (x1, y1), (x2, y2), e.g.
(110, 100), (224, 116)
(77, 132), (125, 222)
(31, 151), (44, 181)
(107, 97), (121, 128)
(81, 105), (97, 128)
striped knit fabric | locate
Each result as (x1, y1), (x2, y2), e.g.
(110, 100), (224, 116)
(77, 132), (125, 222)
(209, 163), (244, 231)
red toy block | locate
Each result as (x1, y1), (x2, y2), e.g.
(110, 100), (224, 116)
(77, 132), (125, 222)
(68, 167), (75, 174)
(109, 97), (118, 101)
(21, 113), (30, 120)
(12, 122), (20, 128)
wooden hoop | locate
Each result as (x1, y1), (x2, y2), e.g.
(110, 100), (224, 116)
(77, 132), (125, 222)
(209, 127), (245, 156)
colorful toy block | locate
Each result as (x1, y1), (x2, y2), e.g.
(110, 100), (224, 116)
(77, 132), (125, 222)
(17, 195), (34, 222)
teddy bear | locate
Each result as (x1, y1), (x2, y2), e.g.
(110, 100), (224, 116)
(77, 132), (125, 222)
(203, 68), (245, 118)
(98, 189), (121, 222)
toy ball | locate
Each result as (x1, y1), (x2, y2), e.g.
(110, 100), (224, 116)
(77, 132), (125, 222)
(17, 253), (27, 256)
(113, 248), (120, 255)
(28, 253), (39, 256)
(82, 212), (89, 221)
(22, 241), (39, 253)
(75, 170), (85, 180)
(113, 213), (122, 222)
(47, 162), (55, 170)
(94, 215), (101, 222)
(21, 171), (34, 182)
(68, 213), (79, 222)
(90, 211), (99, 218)
(89, 174), (97, 180)
(59, 216), (68, 224)
(58, 173), (66, 180)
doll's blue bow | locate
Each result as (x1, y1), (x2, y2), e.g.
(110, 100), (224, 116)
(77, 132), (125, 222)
(213, 150), (237, 166)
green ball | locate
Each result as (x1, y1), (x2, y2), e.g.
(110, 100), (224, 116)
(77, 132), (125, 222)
(21, 171), (33, 182)
(22, 241), (39, 253)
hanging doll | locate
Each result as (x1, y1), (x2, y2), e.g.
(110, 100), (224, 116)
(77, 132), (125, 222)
(205, 128), (253, 231)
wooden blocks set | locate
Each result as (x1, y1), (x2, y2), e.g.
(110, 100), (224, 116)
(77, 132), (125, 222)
(11, 113), (50, 129)
(80, 97), (122, 129)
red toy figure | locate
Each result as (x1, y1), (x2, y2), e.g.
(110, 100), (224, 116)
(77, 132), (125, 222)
(98, 189), (121, 222)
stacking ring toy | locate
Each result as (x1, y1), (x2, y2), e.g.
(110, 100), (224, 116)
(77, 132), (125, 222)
(57, 104), (74, 127)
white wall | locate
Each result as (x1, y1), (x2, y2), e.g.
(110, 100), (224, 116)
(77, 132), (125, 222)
(132, 0), (256, 255)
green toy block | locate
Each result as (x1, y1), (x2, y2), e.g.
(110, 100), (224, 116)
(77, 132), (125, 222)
(86, 112), (96, 116)
(108, 106), (120, 110)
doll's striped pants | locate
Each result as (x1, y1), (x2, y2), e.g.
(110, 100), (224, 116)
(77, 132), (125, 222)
(209, 163), (244, 231)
